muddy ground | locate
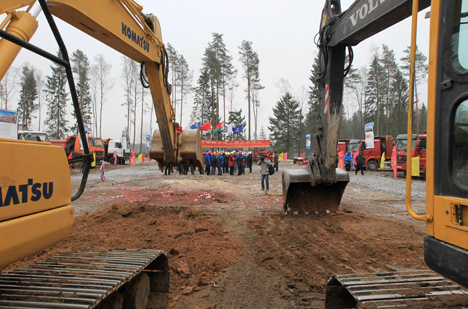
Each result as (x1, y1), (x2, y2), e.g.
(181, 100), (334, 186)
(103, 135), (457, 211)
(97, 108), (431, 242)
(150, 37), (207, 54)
(7, 161), (468, 308)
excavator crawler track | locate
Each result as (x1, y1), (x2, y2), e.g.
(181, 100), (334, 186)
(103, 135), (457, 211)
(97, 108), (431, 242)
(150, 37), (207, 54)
(325, 270), (467, 308)
(0, 248), (169, 308)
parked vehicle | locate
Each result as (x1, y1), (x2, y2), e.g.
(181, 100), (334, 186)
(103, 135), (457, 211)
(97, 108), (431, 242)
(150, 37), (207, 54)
(103, 138), (130, 164)
(348, 136), (394, 171)
(395, 134), (427, 178)
(50, 136), (105, 167)
(18, 130), (50, 142)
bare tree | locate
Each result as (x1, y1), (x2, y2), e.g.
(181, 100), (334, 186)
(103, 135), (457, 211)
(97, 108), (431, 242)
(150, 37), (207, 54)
(91, 54), (113, 137)
(34, 71), (46, 131)
(0, 67), (20, 110)
(121, 57), (137, 146)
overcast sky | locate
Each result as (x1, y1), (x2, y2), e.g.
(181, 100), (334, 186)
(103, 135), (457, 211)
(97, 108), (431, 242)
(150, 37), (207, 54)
(6, 0), (430, 141)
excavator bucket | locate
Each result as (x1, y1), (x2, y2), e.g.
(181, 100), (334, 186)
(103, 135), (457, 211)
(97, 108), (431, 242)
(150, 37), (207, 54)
(149, 129), (204, 172)
(282, 165), (349, 214)
(178, 129), (204, 171)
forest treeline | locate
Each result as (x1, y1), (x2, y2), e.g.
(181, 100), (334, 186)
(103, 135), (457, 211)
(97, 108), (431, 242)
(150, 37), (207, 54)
(0, 34), (427, 155)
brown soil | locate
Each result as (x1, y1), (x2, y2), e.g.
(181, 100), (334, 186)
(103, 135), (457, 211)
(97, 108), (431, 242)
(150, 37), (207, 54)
(6, 161), (468, 308)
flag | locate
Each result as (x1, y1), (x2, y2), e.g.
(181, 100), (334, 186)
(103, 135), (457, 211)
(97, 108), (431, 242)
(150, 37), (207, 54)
(183, 123), (191, 130)
(391, 146), (397, 178)
(191, 122), (201, 130)
(380, 151), (385, 169)
(223, 123), (233, 135)
(279, 153), (283, 161)
(412, 156), (420, 177)
(283, 153), (288, 160)
(200, 121), (211, 131)
(213, 122), (223, 132)
(300, 153), (305, 159)
(232, 124), (243, 134)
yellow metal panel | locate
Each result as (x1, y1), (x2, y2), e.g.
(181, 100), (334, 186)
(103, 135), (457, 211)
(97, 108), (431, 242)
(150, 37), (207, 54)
(0, 138), (70, 221)
(47, 0), (160, 62)
(146, 61), (177, 163)
(0, 11), (38, 81)
(425, 0), (441, 237)
(0, 0), (35, 14)
(433, 196), (468, 251)
(0, 205), (74, 269)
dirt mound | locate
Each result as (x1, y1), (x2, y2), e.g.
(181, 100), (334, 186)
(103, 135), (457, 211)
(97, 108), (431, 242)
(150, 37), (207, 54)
(248, 211), (426, 291)
(7, 201), (242, 302)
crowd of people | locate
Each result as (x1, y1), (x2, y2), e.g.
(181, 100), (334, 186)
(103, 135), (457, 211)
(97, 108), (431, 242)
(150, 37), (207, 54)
(203, 150), (253, 176)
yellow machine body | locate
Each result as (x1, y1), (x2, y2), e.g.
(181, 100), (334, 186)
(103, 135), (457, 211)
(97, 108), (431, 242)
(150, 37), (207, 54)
(0, 139), (73, 268)
(0, 0), (203, 269)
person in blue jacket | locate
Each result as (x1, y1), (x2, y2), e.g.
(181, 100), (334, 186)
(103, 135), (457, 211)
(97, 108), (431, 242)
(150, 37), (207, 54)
(204, 151), (211, 175)
(216, 153), (224, 175)
(344, 151), (353, 172)
(236, 151), (244, 176)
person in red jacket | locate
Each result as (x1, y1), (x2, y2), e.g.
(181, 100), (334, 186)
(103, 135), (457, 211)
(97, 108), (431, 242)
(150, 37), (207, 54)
(229, 152), (236, 175)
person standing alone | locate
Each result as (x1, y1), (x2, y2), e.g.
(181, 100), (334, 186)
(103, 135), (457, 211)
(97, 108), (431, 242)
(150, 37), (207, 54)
(257, 155), (272, 193)
(355, 152), (365, 175)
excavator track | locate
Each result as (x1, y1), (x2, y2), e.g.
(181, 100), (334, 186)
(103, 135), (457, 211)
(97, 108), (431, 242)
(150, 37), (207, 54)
(325, 270), (467, 308)
(0, 248), (169, 308)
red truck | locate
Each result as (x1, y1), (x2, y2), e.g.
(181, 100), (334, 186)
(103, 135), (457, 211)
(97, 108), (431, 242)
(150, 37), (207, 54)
(50, 135), (105, 167)
(348, 136), (394, 171)
(395, 134), (427, 178)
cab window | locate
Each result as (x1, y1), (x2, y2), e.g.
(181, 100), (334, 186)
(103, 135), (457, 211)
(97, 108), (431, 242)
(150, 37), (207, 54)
(451, 0), (468, 72)
(90, 138), (104, 147)
(453, 99), (468, 188)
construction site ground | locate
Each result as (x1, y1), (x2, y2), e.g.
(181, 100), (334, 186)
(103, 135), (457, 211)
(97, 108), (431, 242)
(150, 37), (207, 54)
(7, 160), (468, 308)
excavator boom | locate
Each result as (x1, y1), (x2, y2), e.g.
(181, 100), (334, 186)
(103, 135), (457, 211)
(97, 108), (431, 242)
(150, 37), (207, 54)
(282, 0), (430, 215)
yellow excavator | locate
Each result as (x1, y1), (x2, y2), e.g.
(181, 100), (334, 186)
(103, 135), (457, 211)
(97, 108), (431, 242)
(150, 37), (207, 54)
(0, 0), (203, 306)
(281, 0), (468, 306)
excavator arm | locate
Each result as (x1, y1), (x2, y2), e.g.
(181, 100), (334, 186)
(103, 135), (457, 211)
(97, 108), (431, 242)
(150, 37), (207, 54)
(0, 0), (198, 292)
(313, 0), (468, 307)
(47, 0), (203, 169)
(282, 0), (430, 215)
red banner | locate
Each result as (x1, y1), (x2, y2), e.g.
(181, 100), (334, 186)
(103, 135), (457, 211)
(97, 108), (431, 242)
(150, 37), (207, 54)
(202, 140), (270, 148)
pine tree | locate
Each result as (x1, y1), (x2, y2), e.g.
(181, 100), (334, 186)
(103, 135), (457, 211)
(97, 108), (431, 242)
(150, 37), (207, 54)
(305, 56), (321, 138)
(239, 40), (262, 140)
(381, 45), (398, 136)
(17, 65), (38, 130)
(364, 52), (385, 135)
(45, 51), (69, 139)
(389, 68), (409, 136)
(268, 92), (302, 153)
(71, 50), (93, 134)
(190, 68), (213, 133)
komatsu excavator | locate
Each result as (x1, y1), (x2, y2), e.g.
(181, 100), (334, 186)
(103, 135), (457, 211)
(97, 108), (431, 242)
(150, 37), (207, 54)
(282, 0), (468, 307)
(0, 0), (204, 307)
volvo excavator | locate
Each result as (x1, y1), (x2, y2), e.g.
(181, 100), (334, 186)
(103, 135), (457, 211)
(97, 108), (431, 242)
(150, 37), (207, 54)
(0, 0), (204, 307)
(281, 0), (468, 307)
